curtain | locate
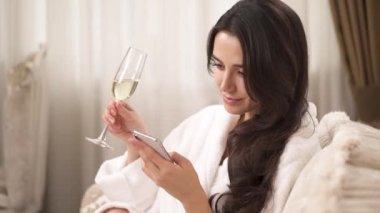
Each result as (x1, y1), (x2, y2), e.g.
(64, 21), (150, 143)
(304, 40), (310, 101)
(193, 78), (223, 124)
(0, 0), (7, 207)
(0, 0), (7, 170)
(330, 0), (380, 123)
(2, 46), (48, 213)
(0, 0), (48, 212)
(284, 0), (356, 120)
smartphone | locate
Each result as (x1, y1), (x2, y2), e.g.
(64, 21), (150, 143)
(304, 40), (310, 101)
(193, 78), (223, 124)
(133, 130), (172, 162)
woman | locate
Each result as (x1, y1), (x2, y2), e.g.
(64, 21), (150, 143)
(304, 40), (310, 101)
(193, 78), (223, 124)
(95, 0), (320, 212)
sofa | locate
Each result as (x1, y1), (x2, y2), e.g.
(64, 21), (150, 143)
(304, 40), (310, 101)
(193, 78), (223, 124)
(80, 112), (380, 213)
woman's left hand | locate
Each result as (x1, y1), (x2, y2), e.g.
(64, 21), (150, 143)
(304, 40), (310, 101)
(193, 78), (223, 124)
(132, 140), (210, 211)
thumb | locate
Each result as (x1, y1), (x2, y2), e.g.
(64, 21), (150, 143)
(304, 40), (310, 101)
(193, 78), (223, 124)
(170, 152), (190, 167)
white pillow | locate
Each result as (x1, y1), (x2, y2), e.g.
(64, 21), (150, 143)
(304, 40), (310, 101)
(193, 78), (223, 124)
(283, 112), (380, 213)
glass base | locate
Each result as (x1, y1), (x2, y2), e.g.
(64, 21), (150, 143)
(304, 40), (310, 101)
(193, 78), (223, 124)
(86, 137), (113, 149)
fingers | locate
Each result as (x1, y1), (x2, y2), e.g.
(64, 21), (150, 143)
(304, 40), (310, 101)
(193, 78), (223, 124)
(134, 139), (165, 182)
(102, 101), (120, 129)
(170, 152), (191, 168)
(116, 102), (135, 118)
(102, 109), (117, 126)
(103, 101), (116, 119)
(138, 142), (170, 167)
(141, 157), (160, 181)
(105, 100), (129, 116)
(117, 100), (134, 111)
(103, 111), (115, 124)
(133, 139), (172, 175)
(109, 101), (118, 116)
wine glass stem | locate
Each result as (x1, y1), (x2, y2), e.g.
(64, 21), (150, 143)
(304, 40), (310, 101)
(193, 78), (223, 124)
(99, 125), (109, 140)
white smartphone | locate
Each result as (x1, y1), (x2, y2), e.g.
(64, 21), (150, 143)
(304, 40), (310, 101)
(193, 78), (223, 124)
(133, 130), (172, 162)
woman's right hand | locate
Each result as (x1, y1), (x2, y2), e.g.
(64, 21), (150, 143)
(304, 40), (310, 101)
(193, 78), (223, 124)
(103, 100), (147, 162)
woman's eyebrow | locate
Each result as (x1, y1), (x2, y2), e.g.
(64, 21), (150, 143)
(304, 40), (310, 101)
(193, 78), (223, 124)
(211, 54), (243, 68)
(211, 54), (222, 62)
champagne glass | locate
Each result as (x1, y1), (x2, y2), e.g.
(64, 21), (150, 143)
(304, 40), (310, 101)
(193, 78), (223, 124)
(86, 47), (147, 149)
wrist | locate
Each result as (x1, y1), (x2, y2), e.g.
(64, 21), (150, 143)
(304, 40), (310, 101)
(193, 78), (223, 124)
(182, 191), (211, 213)
(126, 145), (140, 164)
(124, 137), (140, 164)
(126, 152), (139, 164)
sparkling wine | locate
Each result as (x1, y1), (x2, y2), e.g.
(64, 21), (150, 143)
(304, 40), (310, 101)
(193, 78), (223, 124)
(112, 79), (139, 100)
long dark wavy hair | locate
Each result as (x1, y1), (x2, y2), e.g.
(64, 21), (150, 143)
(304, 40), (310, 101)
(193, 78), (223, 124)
(207, 0), (309, 212)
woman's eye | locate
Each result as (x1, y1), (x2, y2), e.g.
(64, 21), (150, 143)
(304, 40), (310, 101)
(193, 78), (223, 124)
(210, 62), (224, 71)
(216, 64), (224, 70)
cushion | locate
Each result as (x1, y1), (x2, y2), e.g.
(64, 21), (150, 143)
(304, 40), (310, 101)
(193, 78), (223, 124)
(283, 112), (380, 213)
(80, 184), (107, 213)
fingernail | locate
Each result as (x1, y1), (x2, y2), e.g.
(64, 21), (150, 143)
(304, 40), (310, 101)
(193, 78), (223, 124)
(109, 117), (115, 124)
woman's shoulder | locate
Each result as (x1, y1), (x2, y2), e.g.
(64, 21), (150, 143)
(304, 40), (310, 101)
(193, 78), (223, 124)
(280, 102), (321, 166)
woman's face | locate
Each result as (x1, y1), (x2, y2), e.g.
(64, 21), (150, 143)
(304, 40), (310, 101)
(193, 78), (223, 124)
(211, 31), (259, 120)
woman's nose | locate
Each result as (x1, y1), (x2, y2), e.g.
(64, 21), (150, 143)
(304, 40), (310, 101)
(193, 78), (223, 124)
(220, 71), (235, 92)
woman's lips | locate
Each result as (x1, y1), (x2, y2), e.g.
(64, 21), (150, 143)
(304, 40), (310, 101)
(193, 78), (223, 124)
(223, 96), (242, 105)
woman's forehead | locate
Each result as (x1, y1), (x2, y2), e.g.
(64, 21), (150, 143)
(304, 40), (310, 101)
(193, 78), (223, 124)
(213, 31), (243, 64)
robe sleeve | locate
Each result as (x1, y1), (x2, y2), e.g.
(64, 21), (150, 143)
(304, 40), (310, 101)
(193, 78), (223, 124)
(94, 151), (158, 213)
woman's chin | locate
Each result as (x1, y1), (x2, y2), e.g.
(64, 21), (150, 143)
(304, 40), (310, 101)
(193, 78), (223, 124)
(223, 104), (244, 115)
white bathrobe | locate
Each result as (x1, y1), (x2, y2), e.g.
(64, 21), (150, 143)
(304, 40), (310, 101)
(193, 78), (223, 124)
(95, 104), (321, 213)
